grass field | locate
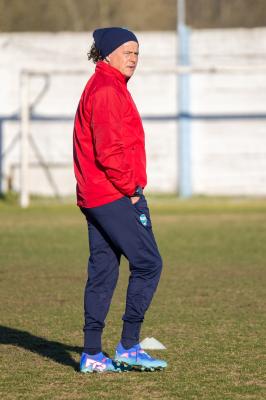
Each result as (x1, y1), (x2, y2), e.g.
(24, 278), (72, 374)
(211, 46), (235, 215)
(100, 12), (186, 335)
(0, 196), (265, 400)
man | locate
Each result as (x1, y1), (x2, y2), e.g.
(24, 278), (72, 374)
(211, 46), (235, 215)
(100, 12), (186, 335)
(73, 27), (167, 373)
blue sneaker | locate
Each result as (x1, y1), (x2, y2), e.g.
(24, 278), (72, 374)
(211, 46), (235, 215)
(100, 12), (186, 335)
(80, 352), (121, 373)
(115, 342), (167, 371)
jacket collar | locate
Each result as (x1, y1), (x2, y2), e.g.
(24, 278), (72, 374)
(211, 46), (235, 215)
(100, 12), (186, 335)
(95, 61), (128, 84)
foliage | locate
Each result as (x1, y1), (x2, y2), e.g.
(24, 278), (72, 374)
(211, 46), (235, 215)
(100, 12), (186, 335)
(0, 0), (266, 32)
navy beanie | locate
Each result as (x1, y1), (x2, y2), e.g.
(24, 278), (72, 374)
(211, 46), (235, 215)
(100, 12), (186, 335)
(93, 27), (138, 58)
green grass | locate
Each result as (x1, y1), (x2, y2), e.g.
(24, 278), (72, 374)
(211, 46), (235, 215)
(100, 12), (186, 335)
(0, 196), (265, 400)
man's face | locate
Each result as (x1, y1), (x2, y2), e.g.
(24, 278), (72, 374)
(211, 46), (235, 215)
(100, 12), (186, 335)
(107, 41), (139, 78)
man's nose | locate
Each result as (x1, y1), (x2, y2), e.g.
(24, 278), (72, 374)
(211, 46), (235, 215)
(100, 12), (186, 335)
(129, 54), (137, 63)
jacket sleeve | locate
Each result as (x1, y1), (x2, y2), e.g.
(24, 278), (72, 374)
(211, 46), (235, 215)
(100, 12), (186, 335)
(91, 86), (136, 196)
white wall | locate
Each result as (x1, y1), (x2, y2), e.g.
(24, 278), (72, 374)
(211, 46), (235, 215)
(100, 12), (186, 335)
(189, 29), (266, 196)
(1, 29), (266, 197)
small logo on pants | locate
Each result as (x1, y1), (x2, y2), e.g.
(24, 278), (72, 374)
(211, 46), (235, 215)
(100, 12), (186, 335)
(140, 214), (147, 226)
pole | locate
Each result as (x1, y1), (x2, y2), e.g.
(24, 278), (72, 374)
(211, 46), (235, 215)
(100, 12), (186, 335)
(20, 72), (30, 208)
(177, 0), (191, 197)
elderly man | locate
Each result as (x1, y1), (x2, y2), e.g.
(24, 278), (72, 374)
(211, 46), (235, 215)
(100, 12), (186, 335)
(73, 27), (167, 373)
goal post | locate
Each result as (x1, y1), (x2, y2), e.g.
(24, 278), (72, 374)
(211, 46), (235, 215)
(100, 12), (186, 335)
(18, 68), (90, 208)
(20, 72), (30, 208)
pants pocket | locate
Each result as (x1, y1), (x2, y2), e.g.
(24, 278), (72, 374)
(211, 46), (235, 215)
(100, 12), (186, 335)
(132, 195), (152, 229)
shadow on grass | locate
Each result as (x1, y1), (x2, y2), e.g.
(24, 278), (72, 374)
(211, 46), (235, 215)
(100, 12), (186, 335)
(0, 325), (81, 371)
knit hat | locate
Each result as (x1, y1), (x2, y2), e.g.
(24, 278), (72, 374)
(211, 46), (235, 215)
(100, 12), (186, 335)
(93, 27), (138, 58)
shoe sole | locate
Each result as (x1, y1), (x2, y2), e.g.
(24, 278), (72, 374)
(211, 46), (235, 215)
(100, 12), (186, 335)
(80, 368), (122, 374)
(115, 360), (166, 372)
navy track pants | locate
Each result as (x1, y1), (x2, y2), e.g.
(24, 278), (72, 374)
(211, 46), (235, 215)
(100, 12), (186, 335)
(80, 194), (163, 351)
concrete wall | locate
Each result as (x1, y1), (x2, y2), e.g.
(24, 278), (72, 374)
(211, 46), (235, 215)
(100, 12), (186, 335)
(1, 29), (266, 197)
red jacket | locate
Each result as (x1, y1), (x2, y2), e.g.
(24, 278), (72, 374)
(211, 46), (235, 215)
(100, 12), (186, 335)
(73, 61), (147, 208)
